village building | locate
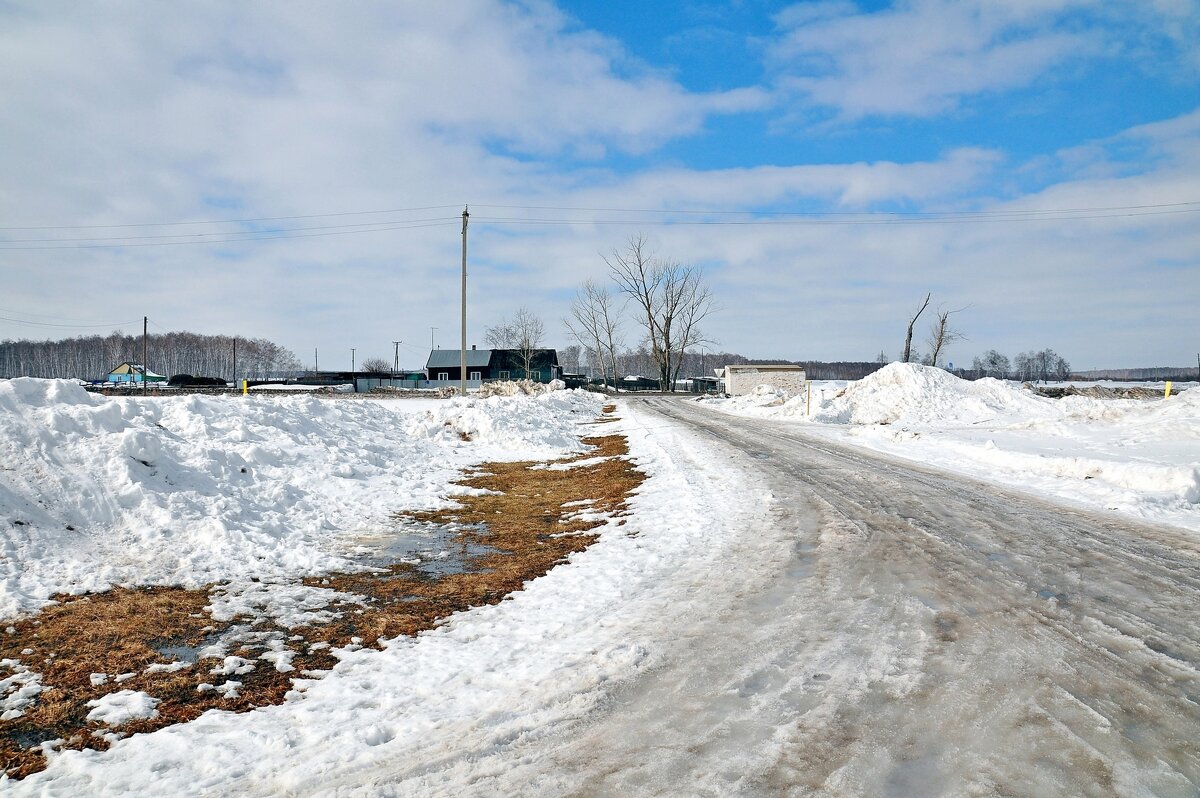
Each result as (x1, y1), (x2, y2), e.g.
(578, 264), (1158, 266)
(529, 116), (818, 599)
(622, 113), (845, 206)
(106, 363), (167, 384)
(722, 364), (807, 396)
(425, 347), (561, 383)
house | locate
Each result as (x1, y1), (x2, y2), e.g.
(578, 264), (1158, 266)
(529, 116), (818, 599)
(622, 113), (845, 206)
(723, 364), (807, 396)
(106, 363), (167, 384)
(425, 347), (561, 383)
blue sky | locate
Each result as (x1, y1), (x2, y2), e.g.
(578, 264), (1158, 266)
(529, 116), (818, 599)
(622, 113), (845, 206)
(1, 1), (1198, 370)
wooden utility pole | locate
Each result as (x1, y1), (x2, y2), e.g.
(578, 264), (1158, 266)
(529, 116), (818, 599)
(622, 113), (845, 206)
(142, 316), (148, 395)
(232, 337), (237, 389)
(314, 348), (318, 373)
(392, 341), (401, 386)
(460, 206), (469, 396)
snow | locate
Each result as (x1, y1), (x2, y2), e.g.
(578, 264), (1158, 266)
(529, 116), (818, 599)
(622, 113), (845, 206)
(85, 690), (160, 726)
(1, 380), (768, 795)
(2, 371), (1196, 792)
(0, 378), (599, 618)
(700, 363), (1200, 532)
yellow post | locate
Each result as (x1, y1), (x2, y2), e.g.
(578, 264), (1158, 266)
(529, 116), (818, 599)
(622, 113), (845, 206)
(242, 379), (248, 396)
(1164, 380), (1172, 398)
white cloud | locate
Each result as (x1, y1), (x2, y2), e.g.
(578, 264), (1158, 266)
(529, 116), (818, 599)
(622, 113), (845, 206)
(765, 0), (1197, 119)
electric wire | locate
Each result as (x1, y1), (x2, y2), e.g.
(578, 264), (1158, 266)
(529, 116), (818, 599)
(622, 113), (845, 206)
(2, 200), (1195, 251)
(0, 219), (460, 251)
(0, 204), (465, 231)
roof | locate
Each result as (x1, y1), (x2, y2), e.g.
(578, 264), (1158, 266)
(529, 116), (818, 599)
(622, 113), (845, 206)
(724, 364), (804, 374)
(109, 362), (167, 378)
(426, 349), (493, 369)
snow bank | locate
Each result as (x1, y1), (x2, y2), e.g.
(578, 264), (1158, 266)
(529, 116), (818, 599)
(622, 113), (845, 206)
(0, 379), (603, 617)
(811, 362), (1050, 425)
(702, 364), (1200, 532)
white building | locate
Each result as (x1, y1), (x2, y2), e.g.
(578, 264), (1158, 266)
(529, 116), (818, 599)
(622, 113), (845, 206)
(723, 364), (807, 396)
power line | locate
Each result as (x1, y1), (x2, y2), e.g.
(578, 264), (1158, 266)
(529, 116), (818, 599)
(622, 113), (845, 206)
(466, 207), (1199, 226)
(1, 215), (460, 244)
(0, 307), (139, 326)
(471, 200), (1200, 217)
(0, 219), (460, 251)
(0, 204), (465, 231)
(3, 199), (1195, 251)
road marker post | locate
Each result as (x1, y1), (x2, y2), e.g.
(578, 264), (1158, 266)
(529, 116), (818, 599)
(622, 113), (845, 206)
(1164, 381), (1172, 398)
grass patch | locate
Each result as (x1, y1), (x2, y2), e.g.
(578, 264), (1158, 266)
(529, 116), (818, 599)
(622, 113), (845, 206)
(0, 413), (641, 779)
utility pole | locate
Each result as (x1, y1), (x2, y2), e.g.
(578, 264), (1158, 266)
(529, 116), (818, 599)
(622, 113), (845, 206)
(314, 348), (318, 373)
(460, 205), (469, 396)
(351, 348), (356, 374)
(232, 337), (237, 389)
(142, 316), (148, 395)
(393, 341), (401, 386)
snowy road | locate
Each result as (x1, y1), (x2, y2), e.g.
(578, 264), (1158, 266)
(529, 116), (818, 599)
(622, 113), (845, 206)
(522, 397), (1200, 796)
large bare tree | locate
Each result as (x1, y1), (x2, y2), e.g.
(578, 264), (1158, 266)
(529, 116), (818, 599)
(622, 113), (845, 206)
(564, 279), (623, 388)
(902, 292), (931, 363)
(605, 234), (714, 390)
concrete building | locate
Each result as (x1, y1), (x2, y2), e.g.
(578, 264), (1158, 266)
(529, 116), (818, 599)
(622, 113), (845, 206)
(723, 364), (807, 396)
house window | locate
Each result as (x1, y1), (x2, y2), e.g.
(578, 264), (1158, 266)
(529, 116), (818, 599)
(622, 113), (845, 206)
(469, 371), (481, 381)
(499, 370), (510, 380)
(437, 372), (448, 381)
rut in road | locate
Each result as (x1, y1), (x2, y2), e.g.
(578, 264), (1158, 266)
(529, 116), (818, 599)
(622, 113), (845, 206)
(533, 397), (1200, 797)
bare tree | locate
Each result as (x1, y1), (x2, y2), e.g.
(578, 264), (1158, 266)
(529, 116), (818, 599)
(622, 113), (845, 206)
(902, 292), (931, 363)
(487, 306), (545, 377)
(360, 357), (391, 374)
(606, 234), (714, 390)
(926, 307), (966, 367)
(564, 279), (623, 388)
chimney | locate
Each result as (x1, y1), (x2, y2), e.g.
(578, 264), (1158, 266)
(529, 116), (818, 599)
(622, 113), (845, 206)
(471, 344), (476, 350)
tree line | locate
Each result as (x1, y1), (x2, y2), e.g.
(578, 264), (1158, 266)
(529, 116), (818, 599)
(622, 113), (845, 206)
(0, 331), (302, 381)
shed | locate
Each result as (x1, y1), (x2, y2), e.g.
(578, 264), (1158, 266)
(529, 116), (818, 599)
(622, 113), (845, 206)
(723, 364), (807, 396)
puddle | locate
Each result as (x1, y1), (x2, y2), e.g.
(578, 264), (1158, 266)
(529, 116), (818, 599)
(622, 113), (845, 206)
(355, 522), (499, 577)
(150, 632), (224, 664)
(1037, 589), (1069, 605)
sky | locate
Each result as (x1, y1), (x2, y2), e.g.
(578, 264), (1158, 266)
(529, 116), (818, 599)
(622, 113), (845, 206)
(1, 0), (1197, 371)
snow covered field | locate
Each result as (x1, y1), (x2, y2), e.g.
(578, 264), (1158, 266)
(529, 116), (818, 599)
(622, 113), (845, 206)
(700, 363), (1200, 533)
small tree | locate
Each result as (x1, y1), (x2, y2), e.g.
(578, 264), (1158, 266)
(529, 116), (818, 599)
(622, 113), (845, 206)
(565, 279), (623, 388)
(360, 357), (391, 374)
(926, 307), (966, 367)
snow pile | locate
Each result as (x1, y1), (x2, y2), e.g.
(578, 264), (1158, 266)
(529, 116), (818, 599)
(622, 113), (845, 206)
(703, 364), (1200, 531)
(0, 379), (603, 616)
(810, 363), (1050, 425)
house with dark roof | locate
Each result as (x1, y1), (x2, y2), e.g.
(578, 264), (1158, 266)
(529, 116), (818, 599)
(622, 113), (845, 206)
(425, 347), (560, 383)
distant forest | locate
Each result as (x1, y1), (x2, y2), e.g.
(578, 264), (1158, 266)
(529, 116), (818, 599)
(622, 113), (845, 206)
(0, 331), (302, 381)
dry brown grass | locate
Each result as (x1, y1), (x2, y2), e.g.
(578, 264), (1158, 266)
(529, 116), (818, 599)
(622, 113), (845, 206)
(0, 410), (641, 779)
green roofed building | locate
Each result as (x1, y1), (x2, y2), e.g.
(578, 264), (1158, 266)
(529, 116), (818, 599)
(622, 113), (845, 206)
(106, 362), (167, 384)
